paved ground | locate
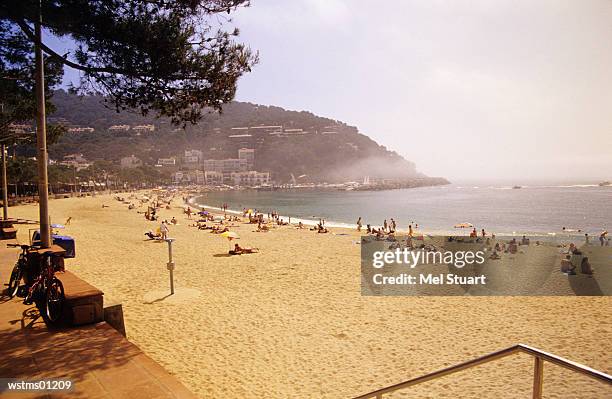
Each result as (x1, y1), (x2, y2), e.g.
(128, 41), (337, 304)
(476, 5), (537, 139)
(0, 237), (196, 399)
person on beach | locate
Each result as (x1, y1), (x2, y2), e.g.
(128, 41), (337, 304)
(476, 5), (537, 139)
(470, 228), (477, 238)
(144, 230), (160, 240)
(357, 217), (362, 232)
(231, 243), (259, 255)
(383, 219), (388, 232)
(186, 206), (192, 219)
(481, 228), (486, 237)
(408, 224), (413, 237)
(160, 221), (169, 240)
(391, 219), (396, 233)
(600, 231), (608, 246)
(171, 217), (177, 225)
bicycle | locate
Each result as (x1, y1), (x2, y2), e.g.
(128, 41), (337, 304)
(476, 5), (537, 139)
(6, 243), (65, 325)
(6, 244), (30, 298)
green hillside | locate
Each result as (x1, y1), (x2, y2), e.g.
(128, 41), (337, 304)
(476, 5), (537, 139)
(43, 91), (446, 184)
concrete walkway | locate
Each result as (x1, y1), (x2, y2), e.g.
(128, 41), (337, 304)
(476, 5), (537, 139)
(0, 240), (196, 398)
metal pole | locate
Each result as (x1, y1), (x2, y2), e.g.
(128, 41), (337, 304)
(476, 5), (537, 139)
(166, 238), (175, 295)
(1, 145), (8, 219)
(35, 9), (51, 248)
(532, 356), (544, 399)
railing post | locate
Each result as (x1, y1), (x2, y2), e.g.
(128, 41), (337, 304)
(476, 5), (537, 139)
(532, 356), (544, 399)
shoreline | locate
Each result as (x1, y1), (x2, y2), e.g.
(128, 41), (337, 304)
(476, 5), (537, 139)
(186, 195), (601, 239)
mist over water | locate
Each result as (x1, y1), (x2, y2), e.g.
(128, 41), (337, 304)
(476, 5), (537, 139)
(195, 184), (611, 235)
(324, 156), (420, 182)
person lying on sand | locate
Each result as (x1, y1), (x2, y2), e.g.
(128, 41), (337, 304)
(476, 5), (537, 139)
(256, 222), (269, 232)
(229, 243), (259, 255)
(144, 230), (161, 240)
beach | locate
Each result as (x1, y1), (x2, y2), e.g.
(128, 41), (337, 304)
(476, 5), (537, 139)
(6, 193), (611, 398)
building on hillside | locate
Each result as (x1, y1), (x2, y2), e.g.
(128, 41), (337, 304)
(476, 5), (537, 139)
(204, 171), (224, 185)
(189, 170), (205, 184)
(183, 149), (203, 169)
(59, 153), (91, 171)
(67, 127), (95, 133)
(172, 171), (185, 184)
(133, 124), (155, 133)
(47, 117), (70, 126)
(120, 155), (143, 169)
(108, 125), (130, 132)
(157, 158), (176, 167)
(202, 158), (247, 180)
(238, 148), (255, 169)
(7, 123), (33, 135)
(230, 171), (270, 186)
(249, 125), (283, 134)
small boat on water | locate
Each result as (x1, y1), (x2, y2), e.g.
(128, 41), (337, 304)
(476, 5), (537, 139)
(512, 185), (522, 189)
(598, 181), (611, 187)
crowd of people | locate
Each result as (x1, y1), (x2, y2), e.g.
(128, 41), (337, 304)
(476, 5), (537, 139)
(135, 194), (609, 268)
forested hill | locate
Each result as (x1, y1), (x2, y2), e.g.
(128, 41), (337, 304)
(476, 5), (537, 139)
(44, 90), (446, 184)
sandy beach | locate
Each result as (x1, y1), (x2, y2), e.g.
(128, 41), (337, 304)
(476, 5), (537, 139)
(6, 193), (611, 398)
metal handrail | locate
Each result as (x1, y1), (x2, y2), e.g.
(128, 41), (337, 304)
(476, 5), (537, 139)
(352, 344), (612, 399)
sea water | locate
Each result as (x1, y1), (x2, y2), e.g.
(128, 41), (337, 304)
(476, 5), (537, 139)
(193, 184), (611, 236)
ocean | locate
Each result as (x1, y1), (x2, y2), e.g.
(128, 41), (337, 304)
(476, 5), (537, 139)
(192, 184), (611, 236)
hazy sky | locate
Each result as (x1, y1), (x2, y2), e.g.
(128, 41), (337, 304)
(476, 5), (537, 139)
(51, 1), (612, 181)
(226, 0), (612, 182)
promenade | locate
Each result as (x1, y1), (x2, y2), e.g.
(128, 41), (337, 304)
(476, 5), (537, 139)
(0, 239), (196, 399)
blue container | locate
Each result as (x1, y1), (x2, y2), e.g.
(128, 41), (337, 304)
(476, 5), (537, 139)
(31, 231), (76, 258)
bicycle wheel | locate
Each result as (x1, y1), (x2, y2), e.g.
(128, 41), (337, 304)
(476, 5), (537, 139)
(7, 264), (22, 298)
(42, 278), (65, 325)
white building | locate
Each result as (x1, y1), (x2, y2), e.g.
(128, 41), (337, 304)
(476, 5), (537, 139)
(120, 155), (143, 169)
(172, 170), (206, 185)
(68, 127), (95, 133)
(109, 125), (130, 132)
(132, 124), (155, 133)
(202, 158), (247, 176)
(238, 148), (255, 169)
(59, 154), (91, 171)
(183, 149), (203, 168)
(204, 171), (224, 185)
(172, 171), (186, 184)
(157, 157), (176, 166)
(189, 170), (205, 184)
(230, 171), (270, 186)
